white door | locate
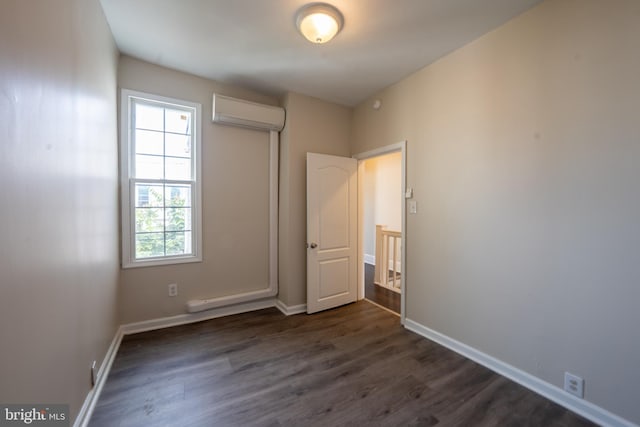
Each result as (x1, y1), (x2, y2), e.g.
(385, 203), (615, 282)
(307, 153), (358, 314)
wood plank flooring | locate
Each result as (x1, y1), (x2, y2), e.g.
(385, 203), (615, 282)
(90, 302), (595, 427)
(365, 263), (401, 314)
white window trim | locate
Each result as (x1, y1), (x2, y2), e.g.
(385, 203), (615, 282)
(120, 88), (203, 268)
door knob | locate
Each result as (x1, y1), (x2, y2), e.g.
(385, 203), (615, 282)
(309, 242), (318, 249)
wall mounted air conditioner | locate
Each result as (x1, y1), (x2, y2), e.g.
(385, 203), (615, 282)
(212, 94), (285, 132)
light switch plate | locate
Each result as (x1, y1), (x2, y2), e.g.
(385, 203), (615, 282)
(409, 200), (417, 214)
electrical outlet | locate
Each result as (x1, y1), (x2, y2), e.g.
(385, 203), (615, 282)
(564, 372), (584, 398)
(168, 283), (178, 297)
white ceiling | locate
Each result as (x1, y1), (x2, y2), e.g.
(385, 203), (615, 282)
(100, 0), (542, 106)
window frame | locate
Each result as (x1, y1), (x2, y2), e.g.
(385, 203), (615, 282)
(120, 89), (203, 268)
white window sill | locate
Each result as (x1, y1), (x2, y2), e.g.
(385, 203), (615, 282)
(122, 254), (203, 269)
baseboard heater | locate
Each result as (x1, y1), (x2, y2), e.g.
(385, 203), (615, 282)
(187, 287), (277, 313)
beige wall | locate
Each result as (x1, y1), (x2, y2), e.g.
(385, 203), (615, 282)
(0, 0), (120, 422)
(5, 0), (636, 423)
(278, 92), (352, 307)
(352, 0), (640, 423)
(118, 56), (278, 323)
(363, 152), (402, 259)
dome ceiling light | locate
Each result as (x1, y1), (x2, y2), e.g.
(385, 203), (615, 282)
(295, 3), (344, 44)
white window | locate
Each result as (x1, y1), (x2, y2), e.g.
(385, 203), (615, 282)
(120, 89), (202, 268)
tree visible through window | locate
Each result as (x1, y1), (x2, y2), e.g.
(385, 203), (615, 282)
(121, 89), (202, 267)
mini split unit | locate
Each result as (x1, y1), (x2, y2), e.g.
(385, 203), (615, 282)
(212, 93), (285, 132)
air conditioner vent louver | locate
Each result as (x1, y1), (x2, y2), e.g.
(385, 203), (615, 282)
(212, 94), (285, 132)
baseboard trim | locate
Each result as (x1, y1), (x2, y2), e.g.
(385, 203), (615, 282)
(73, 326), (124, 427)
(404, 318), (636, 427)
(123, 298), (278, 335)
(275, 299), (307, 315)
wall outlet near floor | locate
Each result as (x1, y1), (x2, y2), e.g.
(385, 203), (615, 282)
(91, 360), (97, 387)
(564, 372), (584, 398)
(168, 283), (178, 297)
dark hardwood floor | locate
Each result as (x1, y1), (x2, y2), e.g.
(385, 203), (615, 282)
(90, 302), (595, 427)
(365, 263), (401, 314)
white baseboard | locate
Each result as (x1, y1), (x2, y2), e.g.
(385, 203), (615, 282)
(275, 299), (307, 315)
(122, 296), (308, 337)
(123, 298), (277, 335)
(404, 318), (636, 427)
(73, 326), (124, 427)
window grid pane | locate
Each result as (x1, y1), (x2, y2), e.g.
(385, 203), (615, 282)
(135, 232), (165, 259)
(135, 208), (164, 233)
(135, 184), (164, 207)
(165, 108), (192, 135)
(133, 181), (195, 259)
(134, 154), (164, 179)
(135, 129), (164, 156)
(133, 99), (194, 182)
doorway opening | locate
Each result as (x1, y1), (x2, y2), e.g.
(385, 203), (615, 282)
(355, 141), (407, 322)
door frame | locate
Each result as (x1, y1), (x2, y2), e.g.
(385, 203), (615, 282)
(353, 141), (407, 324)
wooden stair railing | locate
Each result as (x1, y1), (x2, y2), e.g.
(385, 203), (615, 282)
(374, 225), (402, 293)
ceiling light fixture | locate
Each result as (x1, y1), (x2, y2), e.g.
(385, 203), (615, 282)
(295, 3), (344, 44)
